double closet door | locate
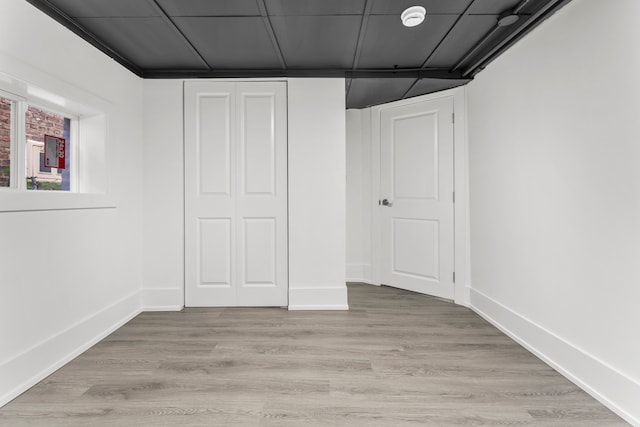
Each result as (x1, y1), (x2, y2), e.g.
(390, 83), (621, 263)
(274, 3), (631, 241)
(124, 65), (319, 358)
(184, 82), (288, 307)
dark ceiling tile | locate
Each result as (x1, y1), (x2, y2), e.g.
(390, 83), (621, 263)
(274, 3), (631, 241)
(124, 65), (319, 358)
(265, 0), (366, 15)
(358, 15), (458, 69)
(370, 0), (473, 15)
(467, 0), (522, 14)
(76, 17), (207, 69)
(404, 78), (471, 99)
(270, 16), (361, 68)
(49, 0), (158, 17)
(155, 0), (260, 17)
(78, 18), (206, 69)
(347, 77), (416, 109)
(173, 17), (281, 69)
(423, 15), (497, 68)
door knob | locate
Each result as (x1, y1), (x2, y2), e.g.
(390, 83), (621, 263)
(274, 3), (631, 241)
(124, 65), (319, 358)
(381, 199), (393, 207)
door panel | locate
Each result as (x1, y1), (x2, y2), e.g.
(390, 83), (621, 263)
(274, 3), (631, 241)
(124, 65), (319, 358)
(241, 218), (276, 286)
(185, 81), (287, 307)
(198, 94), (231, 195)
(393, 112), (438, 200)
(392, 218), (438, 280)
(380, 97), (454, 299)
(198, 218), (232, 286)
(240, 93), (276, 196)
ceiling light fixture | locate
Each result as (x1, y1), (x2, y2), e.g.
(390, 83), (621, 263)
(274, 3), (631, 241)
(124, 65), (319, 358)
(401, 6), (426, 27)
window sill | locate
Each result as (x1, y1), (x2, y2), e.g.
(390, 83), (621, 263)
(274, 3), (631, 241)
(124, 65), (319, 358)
(0, 191), (116, 212)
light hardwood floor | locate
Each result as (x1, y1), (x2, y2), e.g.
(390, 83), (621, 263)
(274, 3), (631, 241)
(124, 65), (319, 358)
(0, 283), (627, 426)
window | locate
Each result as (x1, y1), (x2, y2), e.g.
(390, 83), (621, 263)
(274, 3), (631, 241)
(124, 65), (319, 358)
(0, 95), (15, 188)
(25, 105), (75, 191)
(0, 97), (78, 192)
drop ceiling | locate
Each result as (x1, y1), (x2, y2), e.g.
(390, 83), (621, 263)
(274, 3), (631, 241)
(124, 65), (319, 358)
(26, 0), (571, 109)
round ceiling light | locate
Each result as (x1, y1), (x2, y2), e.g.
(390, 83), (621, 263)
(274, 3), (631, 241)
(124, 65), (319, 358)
(401, 6), (426, 27)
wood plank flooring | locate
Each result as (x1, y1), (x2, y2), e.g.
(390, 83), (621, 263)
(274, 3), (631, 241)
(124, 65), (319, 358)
(0, 283), (627, 426)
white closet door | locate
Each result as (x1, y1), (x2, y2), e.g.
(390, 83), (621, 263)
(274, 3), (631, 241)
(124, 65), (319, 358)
(184, 81), (288, 307)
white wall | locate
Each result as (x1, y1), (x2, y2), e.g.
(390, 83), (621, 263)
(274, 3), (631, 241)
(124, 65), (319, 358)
(0, 0), (144, 406)
(467, 0), (640, 423)
(142, 80), (184, 310)
(345, 109), (372, 283)
(142, 78), (348, 310)
(288, 79), (348, 309)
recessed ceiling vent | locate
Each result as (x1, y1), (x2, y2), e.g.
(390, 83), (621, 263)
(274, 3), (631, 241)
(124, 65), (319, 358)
(401, 6), (426, 27)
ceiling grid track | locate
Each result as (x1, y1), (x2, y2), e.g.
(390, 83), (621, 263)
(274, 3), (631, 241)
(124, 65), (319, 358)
(450, 24), (505, 72)
(146, 0), (212, 72)
(257, 0), (287, 70)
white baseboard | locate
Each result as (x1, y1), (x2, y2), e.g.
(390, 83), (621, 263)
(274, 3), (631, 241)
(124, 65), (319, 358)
(142, 287), (184, 311)
(288, 286), (349, 310)
(0, 291), (142, 408)
(346, 263), (372, 284)
(470, 288), (640, 426)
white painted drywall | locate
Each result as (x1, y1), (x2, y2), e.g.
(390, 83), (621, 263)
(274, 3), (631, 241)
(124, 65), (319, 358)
(141, 78), (348, 310)
(346, 109), (363, 279)
(467, 0), (640, 423)
(0, 0), (144, 406)
(141, 80), (184, 310)
(287, 78), (348, 309)
(345, 109), (373, 283)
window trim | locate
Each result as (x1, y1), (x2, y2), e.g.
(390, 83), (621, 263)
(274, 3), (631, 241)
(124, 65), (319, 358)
(0, 75), (114, 212)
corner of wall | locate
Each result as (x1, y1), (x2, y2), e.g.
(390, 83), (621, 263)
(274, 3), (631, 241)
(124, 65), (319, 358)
(142, 288), (184, 312)
(346, 263), (373, 284)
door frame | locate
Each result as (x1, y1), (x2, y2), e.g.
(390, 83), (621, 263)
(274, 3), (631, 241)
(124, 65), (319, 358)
(370, 87), (470, 306)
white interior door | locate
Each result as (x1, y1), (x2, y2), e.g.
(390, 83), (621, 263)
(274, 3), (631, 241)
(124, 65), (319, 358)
(184, 81), (288, 307)
(380, 96), (454, 300)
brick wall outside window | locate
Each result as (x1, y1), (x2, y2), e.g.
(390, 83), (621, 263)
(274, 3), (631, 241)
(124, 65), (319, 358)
(26, 105), (65, 143)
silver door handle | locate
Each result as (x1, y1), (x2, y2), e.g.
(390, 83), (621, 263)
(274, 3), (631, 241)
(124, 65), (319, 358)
(381, 199), (393, 207)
